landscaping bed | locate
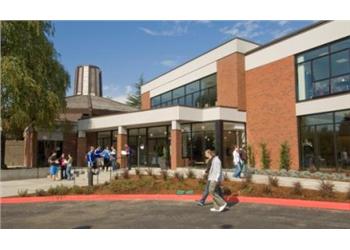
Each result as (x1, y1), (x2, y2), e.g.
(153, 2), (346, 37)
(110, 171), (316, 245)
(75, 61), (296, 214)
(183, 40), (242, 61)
(17, 172), (350, 203)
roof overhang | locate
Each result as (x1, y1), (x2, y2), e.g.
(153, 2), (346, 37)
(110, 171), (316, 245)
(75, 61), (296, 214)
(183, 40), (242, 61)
(77, 106), (246, 132)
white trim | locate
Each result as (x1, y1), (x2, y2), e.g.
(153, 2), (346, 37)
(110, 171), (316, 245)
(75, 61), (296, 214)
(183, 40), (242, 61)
(296, 93), (350, 116)
(141, 38), (258, 95)
(82, 66), (89, 95)
(246, 21), (350, 70)
(78, 106), (246, 131)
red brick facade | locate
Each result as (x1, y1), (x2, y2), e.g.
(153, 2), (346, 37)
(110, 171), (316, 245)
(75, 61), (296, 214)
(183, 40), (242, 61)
(246, 56), (299, 170)
(141, 91), (151, 110)
(77, 136), (87, 167)
(117, 133), (127, 168)
(170, 129), (183, 170)
(217, 52), (246, 111)
(63, 132), (77, 165)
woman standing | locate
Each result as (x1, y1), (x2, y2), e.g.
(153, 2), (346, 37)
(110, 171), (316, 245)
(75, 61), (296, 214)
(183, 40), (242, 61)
(66, 154), (73, 180)
(59, 153), (67, 180)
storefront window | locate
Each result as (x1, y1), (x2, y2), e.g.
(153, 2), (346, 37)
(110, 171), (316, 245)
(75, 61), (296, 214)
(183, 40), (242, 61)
(300, 109), (350, 171)
(97, 131), (111, 148)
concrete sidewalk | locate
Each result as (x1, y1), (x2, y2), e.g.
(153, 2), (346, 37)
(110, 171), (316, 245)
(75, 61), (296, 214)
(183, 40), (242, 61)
(1, 167), (349, 197)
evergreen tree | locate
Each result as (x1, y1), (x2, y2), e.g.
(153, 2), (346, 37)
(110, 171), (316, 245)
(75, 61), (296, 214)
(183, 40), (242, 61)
(280, 141), (291, 170)
(126, 75), (144, 109)
(260, 143), (271, 169)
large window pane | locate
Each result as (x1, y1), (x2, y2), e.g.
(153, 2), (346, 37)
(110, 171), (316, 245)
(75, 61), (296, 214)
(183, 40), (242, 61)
(331, 37), (350, 52)
(97, 131), (111, 147)
(208, 87), (217, 106)
(185, 94), (192, 106)
(151, 96), (160, 107)
(297, 62), (313, 100)
(331, 74), (350, 93)
(161, 92), (172, 104)
(301, 113), (333, 126)
(297, 46), (328, 63)
(192, 122), (215, 132)
(172, 86), (185, 99)
(314, 79), (330, 97)
(331, 50), (350, 76)
(201, 74), (216, 89)
(312, 56), (330, 81)
(148, 126), (167, 138)
(186, 81), (200, 94)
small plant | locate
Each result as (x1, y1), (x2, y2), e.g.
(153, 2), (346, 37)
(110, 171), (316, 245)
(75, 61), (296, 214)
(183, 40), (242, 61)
(198, 177), (206, 186)
(17, 189), (29, 197)
(292, 181), (303, 195)
(160, 170), (169, 181)
(240, 175), (252, 189)
(268, 176), (279, 187)
(146, 168), (153, 176)
(262, 184), (272, 195)
(174, 171), (184, 181)
(279, 141), (291, 171)
(222, 186), (232, 196)
(35, 189), (46, 196)
(48, 185), (70, 196)
(122, 169), (130, 179)
(260, 143), (271, 169)
(187, 169), (196, 179)
(103, 181), (109, 186)
(84, 186), (94, 195)
(347, 186), (350, 200)
(319, 180), (335, 198)
(247, 144), (255, 168)
(223, 172), (229, 181)
(114, 173), (119, 180)
(71, 185), (84, 194)
(135, 168), (141, 176)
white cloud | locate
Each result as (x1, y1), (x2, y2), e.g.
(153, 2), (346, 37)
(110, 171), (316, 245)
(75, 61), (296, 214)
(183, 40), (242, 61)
(272, 27), (294, 39)
(277, 20), (289, 26)
(219, 21), (262, 39)
(139, 22), (188, 37)
(112, 95), (128, 104)
(160, 59), (178, 67)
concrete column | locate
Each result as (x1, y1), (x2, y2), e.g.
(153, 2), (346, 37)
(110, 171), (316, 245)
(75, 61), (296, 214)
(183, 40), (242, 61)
(170, 121), (182, 170)
(117, 126), (127, 168)
(23, 127), (37, 168)
(77, 131), (87, 167)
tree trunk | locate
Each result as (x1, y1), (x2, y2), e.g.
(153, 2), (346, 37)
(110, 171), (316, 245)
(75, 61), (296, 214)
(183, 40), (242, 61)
(1, 132), (7, 169)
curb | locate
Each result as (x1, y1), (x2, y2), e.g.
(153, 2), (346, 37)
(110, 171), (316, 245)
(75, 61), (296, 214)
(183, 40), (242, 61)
(1, 194), (349, 211)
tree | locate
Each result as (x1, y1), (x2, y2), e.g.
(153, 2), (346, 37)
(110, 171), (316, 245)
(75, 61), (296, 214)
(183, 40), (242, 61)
(279, 141), (291, 170)
(126, 75), (144, 109)
(247, 144), (255, 168)
(260, 143), (271, 169)
(1, 21), (70, 168)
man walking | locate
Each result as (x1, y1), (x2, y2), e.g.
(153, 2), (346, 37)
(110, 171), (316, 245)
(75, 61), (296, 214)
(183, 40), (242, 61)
(205, 149), (227, 212)
(233, 145), (242, 178)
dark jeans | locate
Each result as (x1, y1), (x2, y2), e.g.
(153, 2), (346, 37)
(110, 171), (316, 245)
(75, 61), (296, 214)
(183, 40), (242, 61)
(60, 167), (66, 179)
(199, 180), (224, 204)
(127, 156), (131, 170)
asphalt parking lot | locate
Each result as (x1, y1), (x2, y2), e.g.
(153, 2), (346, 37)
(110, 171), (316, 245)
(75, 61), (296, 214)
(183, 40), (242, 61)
(1, 200), (350, 229)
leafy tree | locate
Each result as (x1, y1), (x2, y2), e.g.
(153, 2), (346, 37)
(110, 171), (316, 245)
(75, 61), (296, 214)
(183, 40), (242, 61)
(260, 143), (271, 169)
(1, 21), (70, 167)
(126, 75), (144, 109)
(279, 141), (291, 170)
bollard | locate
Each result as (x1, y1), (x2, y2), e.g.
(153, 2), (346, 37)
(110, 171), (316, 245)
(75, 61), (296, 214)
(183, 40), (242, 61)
(88, 168), (93, 186)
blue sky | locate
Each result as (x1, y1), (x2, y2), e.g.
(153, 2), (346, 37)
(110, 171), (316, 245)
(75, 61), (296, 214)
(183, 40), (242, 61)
(52, 20), (315, 103)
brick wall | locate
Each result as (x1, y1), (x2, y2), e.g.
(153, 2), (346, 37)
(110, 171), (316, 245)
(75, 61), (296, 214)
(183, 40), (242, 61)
(217, 52), (246, 111)
(141, 91), (151, 110)
(63, 132), (77, 165)
(4, 140), (24, 166)
(246, 56), (299, 170)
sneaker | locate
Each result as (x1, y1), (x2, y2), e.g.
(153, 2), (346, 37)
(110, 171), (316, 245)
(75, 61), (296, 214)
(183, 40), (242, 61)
(218, 203), (227, 212)
(210, 208), (221, 212)
(196, 201), (204, 206)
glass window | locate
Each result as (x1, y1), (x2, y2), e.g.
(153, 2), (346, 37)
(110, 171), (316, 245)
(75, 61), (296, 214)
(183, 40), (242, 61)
(161, 92), (172, 103)
(185, 94), (192, 106)
(297, 62), (313, 100)
(178, 97), (185, 105)
(201, 74), (216, 89)
(181, 124), (191, 133)
(301, 113), (333, 126)
(172, 86), (185, 99)
(192, 122), (215, 132)
(193, 92), (200, 107)
(335, 110), (350, 123)
(331, 74), (350, 94)
(148, 126), (167, 138)
(297, 46), (328, 63)
(314, 79), (330, 97)
(128, 129), (138, 136)
(97, 131), (111, 148)
(208, 87), (217, 106)
(186, 81), (200, 94)
(312, 56), (330, 81)
(151, 96), (160, 107)
(331, 37), (350, 52)
(331, 50), (350, 77)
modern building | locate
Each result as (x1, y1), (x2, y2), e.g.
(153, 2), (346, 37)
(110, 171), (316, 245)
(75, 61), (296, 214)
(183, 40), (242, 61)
(76, 21), (349, 171)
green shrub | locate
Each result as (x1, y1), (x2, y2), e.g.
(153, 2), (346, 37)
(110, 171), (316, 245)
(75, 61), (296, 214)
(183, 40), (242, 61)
(84, 186), (94, 194)
(17, 189), (29, 197)
(47, 185), (70, 196)
(146, 168), (153, 176)
(268, 176), (279, 187)
(347, 186), (350, 200)
(319, 180), (335, 198)
(240, 175), (252, 189)
(35, 189), (46, 196)
(262, 184), (272, 195)
(114, 173), (119, 180)
(292, 181), (303, 195)
(175, 171), (184, 182)
(160, 170), (169, 181)
(247, 144), (255, 168)
(187, 169), (196, 179)
(279, 141), (291, 170)
(260, 143), (271, 169)
(71, 185), (84, 194)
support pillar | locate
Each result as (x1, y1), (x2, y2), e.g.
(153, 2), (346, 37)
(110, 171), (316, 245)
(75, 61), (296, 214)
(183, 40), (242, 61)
(215, 120), (224, 162)
(23, 127), (37, 168)
(171, 121), (182, 170)
(117, 126), (127, 168)
(77, 131), (87, 167)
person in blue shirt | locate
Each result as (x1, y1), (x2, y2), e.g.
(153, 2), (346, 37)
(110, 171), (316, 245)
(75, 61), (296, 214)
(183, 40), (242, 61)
(102, 146), (111, 171)
(86, 146), (96, 168)
(94, 146), (104, 170)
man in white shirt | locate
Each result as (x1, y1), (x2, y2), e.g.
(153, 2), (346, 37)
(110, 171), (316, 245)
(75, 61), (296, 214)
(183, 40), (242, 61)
(233, 145), (242, 178)
(206, 149), (227, 212)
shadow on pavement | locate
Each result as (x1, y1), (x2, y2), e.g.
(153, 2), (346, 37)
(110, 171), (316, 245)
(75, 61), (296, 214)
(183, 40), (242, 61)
(72, 225), (91, 229)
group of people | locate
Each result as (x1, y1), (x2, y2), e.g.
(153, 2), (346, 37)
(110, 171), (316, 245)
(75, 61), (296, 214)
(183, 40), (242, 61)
(48, 152), (73, 181)
(85, 144), (133, 173)
(197, 145), (247, 212)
